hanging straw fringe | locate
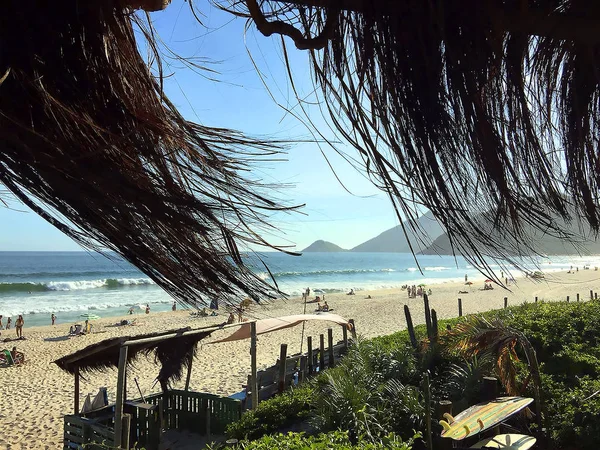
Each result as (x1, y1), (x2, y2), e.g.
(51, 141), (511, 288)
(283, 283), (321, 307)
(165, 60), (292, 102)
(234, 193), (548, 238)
(222, 0), (600, 276)
(0, 0), (299, 308)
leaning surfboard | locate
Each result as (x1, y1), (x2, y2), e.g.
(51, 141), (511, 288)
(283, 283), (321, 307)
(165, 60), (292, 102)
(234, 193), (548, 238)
(439, 396), (533, 440)
(470, 433), (536, 449)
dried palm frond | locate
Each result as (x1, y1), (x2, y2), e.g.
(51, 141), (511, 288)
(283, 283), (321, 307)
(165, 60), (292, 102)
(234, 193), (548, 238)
(0, 1), (300, 308)
(442, 315), (543, 428)
(221, 0), (600, 276)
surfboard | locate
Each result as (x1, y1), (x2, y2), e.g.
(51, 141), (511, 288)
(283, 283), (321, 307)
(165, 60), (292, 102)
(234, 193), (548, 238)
(470, 434), (536, 449)
(439, 396), (533, 440)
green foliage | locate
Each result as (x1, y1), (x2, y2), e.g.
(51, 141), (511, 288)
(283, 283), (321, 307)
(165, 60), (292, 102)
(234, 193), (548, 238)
(225, 385), (314, 441)
(230, 430), (415, 449)
(226, 301), (600, 450)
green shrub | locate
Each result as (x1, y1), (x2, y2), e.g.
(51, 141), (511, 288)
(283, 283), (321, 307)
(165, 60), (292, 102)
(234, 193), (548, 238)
(225, 385), (314, 441)
(232, 430), (415, 449)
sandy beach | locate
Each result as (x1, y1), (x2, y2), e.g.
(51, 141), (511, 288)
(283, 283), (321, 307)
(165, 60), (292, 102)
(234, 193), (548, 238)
(2, 268), (600, 449)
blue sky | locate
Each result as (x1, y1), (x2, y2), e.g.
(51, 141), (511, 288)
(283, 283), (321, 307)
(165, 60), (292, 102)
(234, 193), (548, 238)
(0, 3), (400, 252)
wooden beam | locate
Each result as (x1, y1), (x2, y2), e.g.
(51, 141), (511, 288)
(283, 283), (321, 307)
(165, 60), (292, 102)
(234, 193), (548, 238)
(114, 346), (129, 449)
(269, 0), (600, 43)
(121, 322), (242, 347)
(74, 368), (80, 415)
(250, 321), (258, 410)
(277, 344), (288, 393)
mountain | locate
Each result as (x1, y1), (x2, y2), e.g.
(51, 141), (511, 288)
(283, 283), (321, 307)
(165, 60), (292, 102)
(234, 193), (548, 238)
(302, 240), (347, 252)
(350, 211), (444, 253)
(420, 212), (600, 256)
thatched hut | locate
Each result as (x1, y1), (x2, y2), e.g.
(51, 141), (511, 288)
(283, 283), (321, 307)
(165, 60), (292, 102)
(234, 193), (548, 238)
(54, 323), (237, 449)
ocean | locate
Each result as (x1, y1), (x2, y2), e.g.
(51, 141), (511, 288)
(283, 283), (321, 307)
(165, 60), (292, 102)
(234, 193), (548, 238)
(0, 251), (598, 327)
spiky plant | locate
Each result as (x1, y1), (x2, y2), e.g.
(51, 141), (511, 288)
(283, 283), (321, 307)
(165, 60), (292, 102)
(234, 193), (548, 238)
(442, 315), (543, 430)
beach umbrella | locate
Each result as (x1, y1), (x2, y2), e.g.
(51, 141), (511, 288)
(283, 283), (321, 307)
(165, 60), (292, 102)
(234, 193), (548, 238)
(485, 279), (493, 283)
(80, 313), (101, 320)
(418, 283), (426, 287)
(465, 281), (473, 286)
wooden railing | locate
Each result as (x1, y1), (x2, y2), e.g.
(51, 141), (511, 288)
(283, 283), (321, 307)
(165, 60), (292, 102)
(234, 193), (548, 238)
(63, 415), (115, 450)
(63, 391), (241, 449)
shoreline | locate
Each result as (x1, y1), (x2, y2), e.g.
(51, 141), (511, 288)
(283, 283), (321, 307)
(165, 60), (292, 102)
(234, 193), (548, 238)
(2, 269), (600, 448)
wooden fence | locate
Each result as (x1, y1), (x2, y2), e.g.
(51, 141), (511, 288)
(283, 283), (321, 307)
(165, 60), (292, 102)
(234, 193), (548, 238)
(243, 326), (353, 409)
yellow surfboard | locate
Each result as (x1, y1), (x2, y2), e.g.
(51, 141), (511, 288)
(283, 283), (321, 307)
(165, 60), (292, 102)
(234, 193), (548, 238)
(471, 434), (536, 449)
(439, 396), (533, 440)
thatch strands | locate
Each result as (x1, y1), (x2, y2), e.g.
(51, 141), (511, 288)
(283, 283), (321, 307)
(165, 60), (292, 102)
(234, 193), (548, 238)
(0, 1), (300, 308)
(223, 0), (600, 275)
(54, 327), (213, 387)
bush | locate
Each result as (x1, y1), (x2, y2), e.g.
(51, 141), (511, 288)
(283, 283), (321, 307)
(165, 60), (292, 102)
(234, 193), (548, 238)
(225, 385), (314, 441)
(231, 430), (415, 449)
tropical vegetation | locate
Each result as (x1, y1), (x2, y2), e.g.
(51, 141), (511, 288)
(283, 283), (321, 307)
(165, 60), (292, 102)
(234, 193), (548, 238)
(226, 301), (600, 450)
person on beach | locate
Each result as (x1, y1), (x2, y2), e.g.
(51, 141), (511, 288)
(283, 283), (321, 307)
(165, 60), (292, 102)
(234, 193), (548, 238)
(322, 301), (329, 312)
(10, 347), (24, 365)
(172, 301), (177, 311)
(227, 312), (235, 324)
(6, 317), (11, 329)
(51, 313), (56, 325)
(0, 315), (3, 330)
(128, 307), (134, 315)
(15, 315), (24, 338)
(465, 274), (468, 282)
(145, 304), (150, 314)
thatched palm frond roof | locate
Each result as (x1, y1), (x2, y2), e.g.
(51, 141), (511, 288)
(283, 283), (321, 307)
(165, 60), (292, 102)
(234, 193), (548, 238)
(221, 0), (600, 274)
(54, 326), (218, 385)
(0, 1), (300, 308)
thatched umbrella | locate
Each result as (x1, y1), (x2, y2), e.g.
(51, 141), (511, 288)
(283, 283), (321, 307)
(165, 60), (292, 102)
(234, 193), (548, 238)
(220, 0), (600, 277)
(0, 0), (300, 308)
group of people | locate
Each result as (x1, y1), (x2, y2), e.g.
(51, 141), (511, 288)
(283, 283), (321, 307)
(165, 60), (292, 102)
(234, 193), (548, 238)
(0, 315), (25, 338)
(316, 301), (330, 312)
(483, 283), (494, 290)
(404, 285), (431, 299)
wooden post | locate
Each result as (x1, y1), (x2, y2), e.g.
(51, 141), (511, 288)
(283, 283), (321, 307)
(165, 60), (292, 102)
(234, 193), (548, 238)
(431, 309), (438, 344)
(504, 297), (508, 308)
(121, 414), (131, 450)
(299, 355), (307, 383)
(458, 298), (463, 317)
(590, 290), (594, 300)
(437, 401), (453, 450)
(342, 325), (348, 350)
(250, 321), (258, 410)
(423, 373), (433, 450)
(74, 368), (80, 415)
(577, 293), (580, 302)
(348, 319), (357, 340)
(319, 334), (325, 371)
(595, 292), (598, 300)
(424, 294), (432, 340)
(327, 328), (335, 368)
(114, 345), (129, 448)
(481, 377), (500, 435)
(567, 296), (570, 303)
(307, 336), (313, 374)
(404, 305), (418, 349)
(278, 344), (288, 393)
(535, 296), (538, 303)
(158, 398), (164, 437)
(184, 348), (194, 391)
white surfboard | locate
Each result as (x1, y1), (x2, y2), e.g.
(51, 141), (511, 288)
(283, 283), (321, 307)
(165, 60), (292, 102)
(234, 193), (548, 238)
(470, 434), (536, 449)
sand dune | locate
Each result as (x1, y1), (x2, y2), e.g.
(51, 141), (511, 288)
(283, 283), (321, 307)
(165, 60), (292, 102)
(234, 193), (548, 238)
(1, 269), (599, 449)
